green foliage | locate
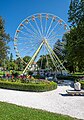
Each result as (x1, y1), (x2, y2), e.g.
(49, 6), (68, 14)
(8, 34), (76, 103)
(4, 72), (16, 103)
(68, 0), (84, 26)
(64, 26), (84, 72)
(37, 55), (47, 69)
(0, 16), (10, 64)
(15, 57), (24, 71)
(37, 55), (55, 70)
(57, 75), (76, 80)
(53, 39), (64, 60)
(4, 55), (31, 71)
(28, 71), (33, 75)
(7, 61), (18, 70)
(64, 0), (84, 72)
(34, 73), (41, 79)
(80, 81), (84, 89)
(23, 56), (31, 63)
(9, 53), (13, 62)
(0, 80), (57, 92)
(0, 102), (78, 120)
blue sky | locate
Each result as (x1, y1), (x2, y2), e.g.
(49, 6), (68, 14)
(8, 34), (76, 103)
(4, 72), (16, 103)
(0, 0), (70, 59)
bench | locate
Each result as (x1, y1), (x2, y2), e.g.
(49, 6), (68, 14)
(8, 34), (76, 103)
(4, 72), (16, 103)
(66, 90), (84, 96)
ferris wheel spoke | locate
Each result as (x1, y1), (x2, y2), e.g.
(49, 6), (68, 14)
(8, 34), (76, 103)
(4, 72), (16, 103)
(44, 19), (47, 34)
(48, 36), (59, 42)
(29, 22), (40, 38)
(20, 30), (40, 40)
(19, 40), (40, 53)
(23, 24), (39, 38)
(48, 28), (68, 42)
(46, 18), (53, 38)
(20, 30), (33, 37)
(47, 24), (64, 40)
(28, 21), (40, 36)
(40, 17), (43, 35)
(20, 46), (38, 55)
(19, 47), (32, 54)
(18, 36), (41, 42)
(18, 42), (28, 45)
(14, 13), (69, 73)
(18, 40), (34, 46)
(46, 21), (59, 38)
(48, 32), (63, 40)
(18, 40), (41, 48)
(34, 19), (42, 37)
(17, 37), (32, 42)
(25, 44), (41, 55)
(20, 42), (40, 52)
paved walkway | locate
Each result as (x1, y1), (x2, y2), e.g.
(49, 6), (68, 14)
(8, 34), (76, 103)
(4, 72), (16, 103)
(0, 83), (84, 119)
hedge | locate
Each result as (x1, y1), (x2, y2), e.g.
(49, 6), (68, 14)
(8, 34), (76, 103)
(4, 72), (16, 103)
(0, 81), (57, 92)
(57, 75), (83, 80)
(80, 81), (84, 89)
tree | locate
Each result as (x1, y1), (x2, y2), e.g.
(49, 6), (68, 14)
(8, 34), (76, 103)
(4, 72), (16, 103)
(68, 0), (84, 26)
(37, 55), (47, 69)
(0, 16), (10, 65)
(53, 39), (65, 60)
(64, 0), (84, 72)
(10, 53), (13, 62)
(37, 55), (55, 70)
(7, 61), (18, 71)
(15, 58), (24, 71)
(23, 56), (31, 63)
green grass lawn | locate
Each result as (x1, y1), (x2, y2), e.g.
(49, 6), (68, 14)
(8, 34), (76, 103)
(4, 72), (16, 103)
(0, 102), (78, 120)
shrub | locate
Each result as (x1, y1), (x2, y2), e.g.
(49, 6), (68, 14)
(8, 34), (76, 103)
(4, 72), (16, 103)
(80, 81), (84, 89)
(34, 73), (41, 79)
(0, 80), (57, 92)
(56, 74), (83, 81)
(28, 71), (33, 75)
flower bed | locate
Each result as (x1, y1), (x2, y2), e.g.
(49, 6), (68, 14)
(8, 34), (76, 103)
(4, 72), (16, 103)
(0, 80), (57, 92)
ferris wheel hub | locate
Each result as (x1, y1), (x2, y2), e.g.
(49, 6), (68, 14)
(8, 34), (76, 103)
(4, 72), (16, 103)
(42, 37), (47, 44)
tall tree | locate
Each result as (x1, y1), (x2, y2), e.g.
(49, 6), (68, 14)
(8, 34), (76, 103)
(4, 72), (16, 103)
(64, 0), (84, 72)
(0, 16), (10, 65)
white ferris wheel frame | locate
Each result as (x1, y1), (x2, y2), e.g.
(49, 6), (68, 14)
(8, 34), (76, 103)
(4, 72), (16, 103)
(14, 13), (70, 74)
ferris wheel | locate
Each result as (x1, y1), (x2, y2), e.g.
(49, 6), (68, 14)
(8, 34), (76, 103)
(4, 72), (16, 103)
(14, 13), (69, 74)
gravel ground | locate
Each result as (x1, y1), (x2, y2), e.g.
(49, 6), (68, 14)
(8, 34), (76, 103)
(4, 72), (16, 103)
(0, 82), (84, 119)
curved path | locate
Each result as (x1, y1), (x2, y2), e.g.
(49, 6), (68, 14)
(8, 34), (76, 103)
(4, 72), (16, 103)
(0, 82), (84, 119)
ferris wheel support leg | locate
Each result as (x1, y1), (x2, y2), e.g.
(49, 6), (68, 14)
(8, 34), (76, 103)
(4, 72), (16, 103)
(23, 41), (44, 74)
(45, 44), (58, 80)
(50, 51), (63, 73)
(45, 40), (68, 72)
(45, 44), (57, 69)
